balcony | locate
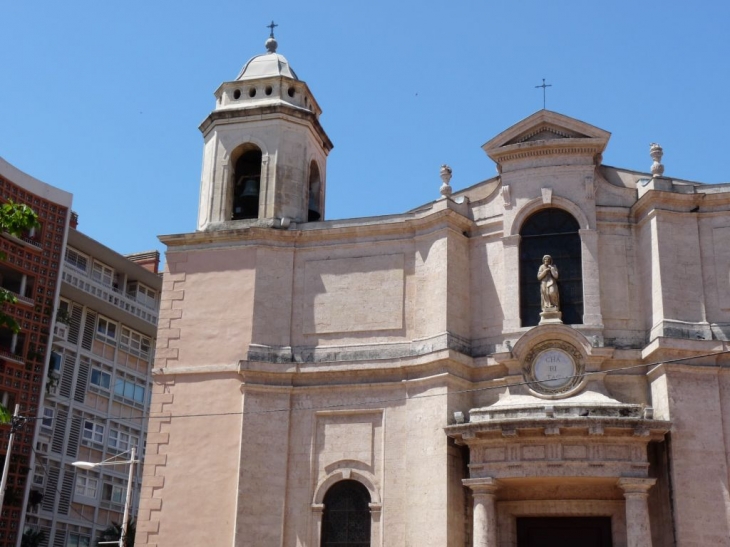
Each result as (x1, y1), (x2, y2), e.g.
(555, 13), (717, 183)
(0, 347), (24, 365)
(1, 231), (42, 250)
(62, 269), (158, 326)
(0, 263), (35, 307)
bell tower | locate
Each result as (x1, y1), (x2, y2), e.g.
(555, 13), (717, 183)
(197, 27), (333, 230)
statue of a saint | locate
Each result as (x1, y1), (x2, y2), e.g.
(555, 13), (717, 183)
(538, 255), (560, 311)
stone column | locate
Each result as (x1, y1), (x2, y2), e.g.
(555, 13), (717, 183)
(617, 477), (656, 547)
(463, 478), (500, 547)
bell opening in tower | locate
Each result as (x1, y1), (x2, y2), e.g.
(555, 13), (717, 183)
(308, 160), (322, 222)
(232, 149), (262, 220)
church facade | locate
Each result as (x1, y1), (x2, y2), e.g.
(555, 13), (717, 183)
(137, 35), (730, 547)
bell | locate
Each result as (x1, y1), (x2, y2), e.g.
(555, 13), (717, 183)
(239, 178), (259, 198)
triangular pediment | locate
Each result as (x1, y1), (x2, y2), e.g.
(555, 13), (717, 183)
(482, 110), (610, 165)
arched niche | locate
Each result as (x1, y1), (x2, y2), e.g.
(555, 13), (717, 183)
(230, 144), (263, 220)
(519, 208), (583, 326)
(308, 160), (323, 221)
(508, 195), (591, 237)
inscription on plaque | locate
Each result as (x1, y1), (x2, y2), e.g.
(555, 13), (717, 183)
(524, 341), (584, 397)
(533, 348), (576, 389)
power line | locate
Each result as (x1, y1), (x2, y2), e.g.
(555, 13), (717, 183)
(141, 347), (730, 420)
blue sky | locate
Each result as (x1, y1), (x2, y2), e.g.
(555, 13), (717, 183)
(1, 1), (728, 260)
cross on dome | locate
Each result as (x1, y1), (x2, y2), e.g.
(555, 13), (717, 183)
(265, 20), (279, 53)
(267, 20), (278, 38)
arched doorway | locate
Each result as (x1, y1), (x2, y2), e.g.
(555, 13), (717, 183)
(321, 480), (371, 547)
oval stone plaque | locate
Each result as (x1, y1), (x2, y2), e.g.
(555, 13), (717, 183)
(532, 348), (576, 390)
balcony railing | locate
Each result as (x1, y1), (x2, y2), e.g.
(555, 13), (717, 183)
(62, 269), (158, 325)
(0, 347), (24, 365)
(2, 288), (34, 307)
(1, 231), (42, 250)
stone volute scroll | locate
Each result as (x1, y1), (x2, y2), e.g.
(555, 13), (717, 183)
(538, 254), (562, 325)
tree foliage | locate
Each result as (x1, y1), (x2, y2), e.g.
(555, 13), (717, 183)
(21, 529), (46, 547)
(0, 201), (39, 424)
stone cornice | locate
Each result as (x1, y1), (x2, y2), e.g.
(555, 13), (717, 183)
(631, 188), (730, 225)
(159, 201), (474, 251)
(487, 139), (605, 166)
(199, 102), (333, 152)
(446, 417), (671, 442)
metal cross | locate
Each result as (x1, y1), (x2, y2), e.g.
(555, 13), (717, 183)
(535, 78), (552, 109)
(267, 20), (278, 38)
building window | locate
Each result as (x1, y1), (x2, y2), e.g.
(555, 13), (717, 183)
(138, 283), (156, 308)
(41, 407), (53, 428)
(82, 421), (104, 444)
(91, 261), (114, 287)
(74, 475), (98, 499)
(321, 480), (371, 547)
(519, 208), (583, 327)
(90, 368), (111, 390)
(114, 378), (145, 404)
(108, 429), (138, 452)
(96, 317), (117, 344)
(120, 327), (151, 358)
(101, 483), (125, 505)
(64, 248), (88, 273)
(127, 283), (156, 309)
(33, 462), (45, 486)
(67, 534), (90, 547)
(232, 148), (262, 220)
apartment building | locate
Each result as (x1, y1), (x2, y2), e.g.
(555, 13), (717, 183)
(23, 228), (160, 547)
(0, 159), (72, 547)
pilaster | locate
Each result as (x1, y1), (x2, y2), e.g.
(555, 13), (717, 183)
(502, 234), (521, 331)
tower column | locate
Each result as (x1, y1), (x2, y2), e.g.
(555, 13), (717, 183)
(617, 477), (656, 547)
(464, 478), (500, 547)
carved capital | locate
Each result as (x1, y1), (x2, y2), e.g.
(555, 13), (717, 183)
(463, 477), (500, 496)
(617, 477), (656, 497)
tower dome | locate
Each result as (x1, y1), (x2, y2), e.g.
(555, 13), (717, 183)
(236, 37), (299, 81)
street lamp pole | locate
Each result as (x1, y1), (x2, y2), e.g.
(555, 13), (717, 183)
(72, 447), (139, 547)
(119, 446), (135, 547)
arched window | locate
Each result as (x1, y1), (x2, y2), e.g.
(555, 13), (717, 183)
(232, 148), (262, 220)
(308, 161), (322, 222)
(520, 208), (583, 326)
(321, 480), (371, 547)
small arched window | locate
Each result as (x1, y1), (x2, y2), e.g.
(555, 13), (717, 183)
(520, 208), (583, 326)
(232, 148), (262, 220)
(321, 480), (371, 547)
(308, 161), (322, 222)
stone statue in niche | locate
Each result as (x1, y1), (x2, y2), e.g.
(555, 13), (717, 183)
(538, 255), (563, 324)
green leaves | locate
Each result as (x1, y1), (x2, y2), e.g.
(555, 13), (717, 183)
(0, 405), (11, 424)
(0, 200), (42, 424)
(0, 201), (39, 236)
